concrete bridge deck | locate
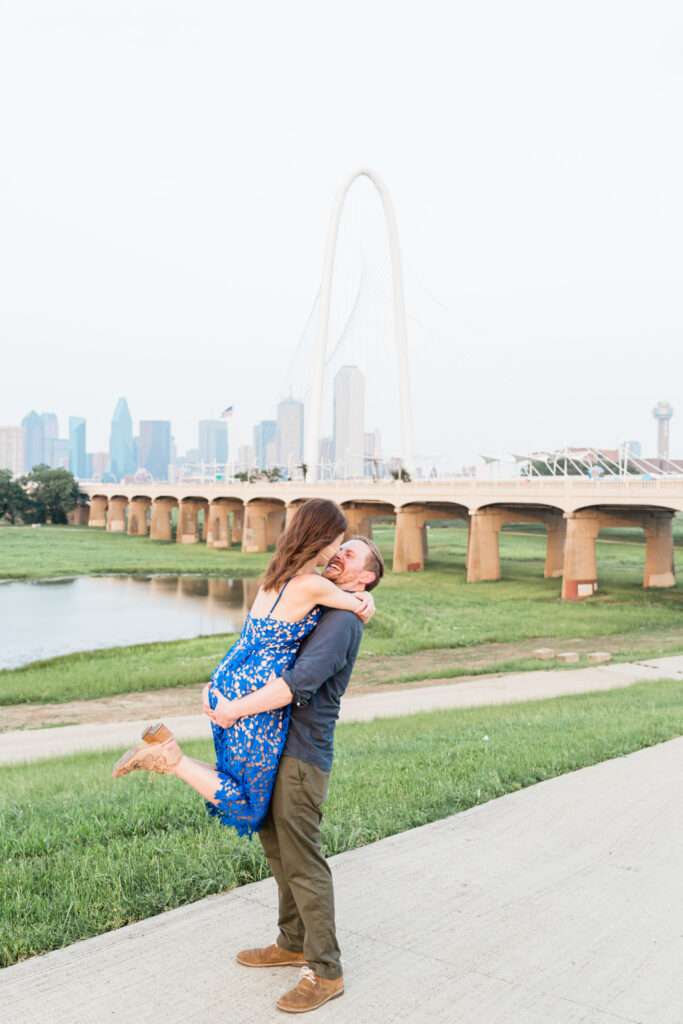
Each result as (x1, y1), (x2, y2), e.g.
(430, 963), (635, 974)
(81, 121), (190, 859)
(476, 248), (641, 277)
(76, 478), (683, 599)
(2, 737), (680, 1023)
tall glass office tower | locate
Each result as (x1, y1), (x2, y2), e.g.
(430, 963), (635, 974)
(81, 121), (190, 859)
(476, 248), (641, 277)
(20, 410), (44, 471)
(106, 398), (137, 481)
(138, 420), (171, 480)
(333, 366), (365, 477)
(198, 420), (228, 464)
(253, 419), (276, 469)
(69, 417), (87, 478)
(276, 399), (304, 474)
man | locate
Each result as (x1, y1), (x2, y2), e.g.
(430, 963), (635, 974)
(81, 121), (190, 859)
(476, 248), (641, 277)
(229, 536), (384, 1014)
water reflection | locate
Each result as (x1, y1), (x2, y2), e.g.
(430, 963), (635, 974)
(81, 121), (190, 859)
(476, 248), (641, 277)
(0, 575), (260, 671)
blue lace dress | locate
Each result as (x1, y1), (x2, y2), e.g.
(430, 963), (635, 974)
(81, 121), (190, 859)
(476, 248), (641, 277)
(206, 583), (321, 837)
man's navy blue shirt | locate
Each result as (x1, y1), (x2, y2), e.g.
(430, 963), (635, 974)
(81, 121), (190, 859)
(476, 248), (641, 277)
(280, 608), (362, 773)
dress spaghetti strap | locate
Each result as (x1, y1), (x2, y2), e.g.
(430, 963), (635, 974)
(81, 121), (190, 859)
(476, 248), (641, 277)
(268, 577), (292, 617)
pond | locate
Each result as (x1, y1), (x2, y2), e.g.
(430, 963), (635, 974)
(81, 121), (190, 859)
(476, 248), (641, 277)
(0, 575), (260, 670)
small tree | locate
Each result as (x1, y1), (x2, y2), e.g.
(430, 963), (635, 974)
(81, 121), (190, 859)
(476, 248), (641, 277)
(390, 467), (411, 482)
(21, 464), (80, 524)
(298, 462), (308, 482)
(0, 470), (28, 523)
(265, 466), (283, 482)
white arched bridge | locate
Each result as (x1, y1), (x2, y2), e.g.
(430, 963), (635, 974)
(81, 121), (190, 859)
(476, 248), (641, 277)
(77, 478), (682, 601)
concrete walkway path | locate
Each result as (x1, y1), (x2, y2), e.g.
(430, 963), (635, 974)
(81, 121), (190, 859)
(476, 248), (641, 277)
(2, 737), (681, 1023)
(1, 654), (682, 766)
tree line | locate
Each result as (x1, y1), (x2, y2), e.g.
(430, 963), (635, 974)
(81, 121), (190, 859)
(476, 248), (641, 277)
(0, 465), (81, 524)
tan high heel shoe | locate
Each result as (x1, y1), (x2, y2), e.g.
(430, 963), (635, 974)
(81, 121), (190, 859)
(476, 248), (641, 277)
(112, 739), (182, 779)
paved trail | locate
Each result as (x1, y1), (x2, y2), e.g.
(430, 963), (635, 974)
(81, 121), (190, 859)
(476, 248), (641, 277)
(2, 738), (681, 1023)
(1, 655), (682, 766)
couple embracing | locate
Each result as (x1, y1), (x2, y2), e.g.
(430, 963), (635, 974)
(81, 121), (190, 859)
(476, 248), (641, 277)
(113, 498), (384, 1014)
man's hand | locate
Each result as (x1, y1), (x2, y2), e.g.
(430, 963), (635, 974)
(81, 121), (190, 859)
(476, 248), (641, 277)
(208, 691), (240, 730)
(354, 591), (375, 624)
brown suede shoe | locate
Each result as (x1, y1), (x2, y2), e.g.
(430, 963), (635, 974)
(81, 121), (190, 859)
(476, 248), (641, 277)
(236, 942), (306, 968)
(276, 967), (344, 1013)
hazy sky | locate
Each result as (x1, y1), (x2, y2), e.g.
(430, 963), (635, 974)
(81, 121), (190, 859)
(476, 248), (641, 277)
(1, 1), (682, 470)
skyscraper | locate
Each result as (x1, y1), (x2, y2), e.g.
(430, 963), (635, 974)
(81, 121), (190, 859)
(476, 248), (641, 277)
(198, 420), (228, 464)
(253, 419), (276, 469)
(69, 417), (87, 478)
(364, 429), (382, 478)
(0, 427), (25, 477)
(91, 452), (108, 479)
(106, 398), (136, 481)
(333, 365), (365, 477)
(41, 413), (59, 443)
(21, 410), (44, 471)
(47, 438), (69, 470)
(238, 444), (255, 471)
(138, 420), (171, 480)
(276, 398), (304, 473)
(40, 414), (69, 470)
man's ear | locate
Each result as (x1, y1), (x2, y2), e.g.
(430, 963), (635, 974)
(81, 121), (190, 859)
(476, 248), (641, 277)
(358, 570), (375, 587)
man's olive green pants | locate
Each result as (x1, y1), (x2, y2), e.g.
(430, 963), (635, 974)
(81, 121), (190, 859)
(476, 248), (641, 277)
(258, 755), (342, 980)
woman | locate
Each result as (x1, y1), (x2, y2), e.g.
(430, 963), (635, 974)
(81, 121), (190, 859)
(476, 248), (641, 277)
(112, 499), (373, 836)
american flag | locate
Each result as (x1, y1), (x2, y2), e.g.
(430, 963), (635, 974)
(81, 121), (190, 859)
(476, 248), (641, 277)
(220, 406), (233, 418)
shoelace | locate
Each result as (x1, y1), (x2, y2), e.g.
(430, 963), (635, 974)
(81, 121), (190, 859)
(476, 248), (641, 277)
(299, 966), (316, 986)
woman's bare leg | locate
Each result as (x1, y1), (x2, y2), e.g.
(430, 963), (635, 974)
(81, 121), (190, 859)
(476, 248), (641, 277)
(162, 738), (222, 805)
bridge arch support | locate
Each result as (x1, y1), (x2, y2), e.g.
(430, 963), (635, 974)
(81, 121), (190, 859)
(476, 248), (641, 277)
(304, 168), (415, 481)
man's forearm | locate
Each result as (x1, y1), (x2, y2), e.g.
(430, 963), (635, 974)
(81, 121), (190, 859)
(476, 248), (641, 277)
(229, 675), (293, 718)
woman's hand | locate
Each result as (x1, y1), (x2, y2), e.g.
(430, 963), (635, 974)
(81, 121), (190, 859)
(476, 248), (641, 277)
(209, 691), (240, 730)
(202, 681), (213, 716)
(354, 590), (375, 624)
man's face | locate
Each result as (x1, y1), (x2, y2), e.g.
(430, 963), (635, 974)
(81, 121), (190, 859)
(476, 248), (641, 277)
(323, 539), (374, 590)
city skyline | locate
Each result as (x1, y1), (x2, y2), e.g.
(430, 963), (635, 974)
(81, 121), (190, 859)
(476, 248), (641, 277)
(2, 386), (678, 482)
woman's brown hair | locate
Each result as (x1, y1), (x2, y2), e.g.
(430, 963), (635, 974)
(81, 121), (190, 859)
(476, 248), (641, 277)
(262, 498), (347, 593)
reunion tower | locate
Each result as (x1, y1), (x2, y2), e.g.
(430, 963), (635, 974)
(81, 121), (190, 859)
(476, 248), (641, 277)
(652, 400), (673, 464)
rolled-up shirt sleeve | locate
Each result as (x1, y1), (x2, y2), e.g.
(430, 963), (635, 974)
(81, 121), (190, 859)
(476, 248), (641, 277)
(281, 611), (360, 708)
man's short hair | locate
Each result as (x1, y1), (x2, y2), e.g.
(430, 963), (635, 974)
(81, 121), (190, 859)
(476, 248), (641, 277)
(352, 535), (384, 591)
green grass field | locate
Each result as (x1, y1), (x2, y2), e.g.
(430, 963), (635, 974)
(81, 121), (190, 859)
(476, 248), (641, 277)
(0, 525), (270, 580)
(2, 523), (683, 705)
(1, 679), (681, 967)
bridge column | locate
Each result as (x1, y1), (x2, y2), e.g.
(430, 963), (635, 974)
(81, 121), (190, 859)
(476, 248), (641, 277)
(343, 505), (372, 540)
(267, 508), (286, 545)
(561, 513), (600, 599)
(393, 508), (427, 572)
(70, 504), (90, 526)
(149, 498), (175, 541)
(643, 512), (675, 588)
(88, 496), (108, 527)
(466, 509), (504, 582)
(544, 514), (566, 578)
(106, 497), (128, 533)
(198, 500), (210, 542)
(127, 498), (151, 536)
(232, 508), (244, 546)
(243, 503), (268, 553)
(206, 501), (233, 549)
(177, 499), (201, 544)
